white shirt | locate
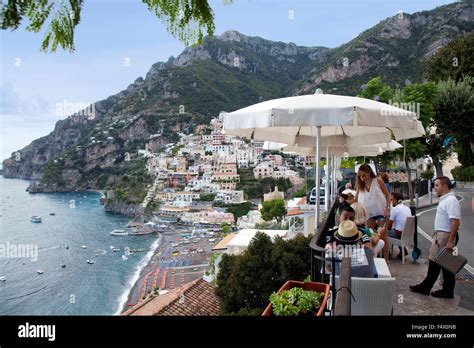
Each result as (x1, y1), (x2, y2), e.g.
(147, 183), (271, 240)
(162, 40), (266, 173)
(434, 192), (461, 232)
(389, 203), (412, 231)
(357, 178), (386, 218)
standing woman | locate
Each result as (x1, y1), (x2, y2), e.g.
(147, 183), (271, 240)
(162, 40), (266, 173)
(354, 164), (391, 229)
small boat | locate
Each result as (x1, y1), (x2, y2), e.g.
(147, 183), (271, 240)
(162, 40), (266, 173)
(112, 247), (120, 252)
(86, 260), (95, 264)
(122, 255), (128, 261)
(37, 270), (44, 274)
(60, 263), (66, 268)
(81, 245), (87, 249)
(30, 216), (42, 223)
(0, 276), (6, 282)
(49, 213), (56, 216)
(110, 229), (128, 236)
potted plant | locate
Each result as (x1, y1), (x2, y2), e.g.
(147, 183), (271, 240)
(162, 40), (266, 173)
(262, 280), (330, 316)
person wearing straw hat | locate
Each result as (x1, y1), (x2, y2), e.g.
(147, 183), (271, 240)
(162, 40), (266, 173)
(325, 203), (372, 249)
(326, 219), (376, 278)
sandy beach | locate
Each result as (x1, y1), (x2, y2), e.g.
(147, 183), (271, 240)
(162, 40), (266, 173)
(120, 223), (216, 313)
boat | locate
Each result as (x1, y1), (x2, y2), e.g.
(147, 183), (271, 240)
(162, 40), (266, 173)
(110, 229), (128, 236)
(0, 276), (6, 282)
(112, 247), (120, 252)
(81, 245), (87, 249)
(60, 263), (66, 268)
(49, 213), (56, 216)
(86, 260), (95, 264)
(30, 216), (42, 223)
(121, 255), (128, 261)
(37, 270), (44, 274)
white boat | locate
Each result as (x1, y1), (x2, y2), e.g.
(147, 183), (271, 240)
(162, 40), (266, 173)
(112, 247), (120, 252)
(30, 216), (42, 223)
(37, 270), (44, 274)
(86, 260), (95, 264)
(110, 229), (128, 236)
(81, 245), (87, 249)
(0, 276), (6, 281)
(121, 255), (128, 261)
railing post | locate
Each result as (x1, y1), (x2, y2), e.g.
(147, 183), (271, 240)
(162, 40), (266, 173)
(334, 257), (351, 316)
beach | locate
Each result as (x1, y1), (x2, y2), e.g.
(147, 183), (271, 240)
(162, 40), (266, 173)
(120, 223), (215, 313)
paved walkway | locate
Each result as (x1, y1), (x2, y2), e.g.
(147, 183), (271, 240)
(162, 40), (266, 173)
(390, 258), (474, 315)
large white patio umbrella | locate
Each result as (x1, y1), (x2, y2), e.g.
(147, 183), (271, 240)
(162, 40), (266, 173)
(223, 93), (424, 230)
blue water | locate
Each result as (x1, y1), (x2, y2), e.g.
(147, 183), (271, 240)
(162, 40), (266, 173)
(0, 177), (159, 315)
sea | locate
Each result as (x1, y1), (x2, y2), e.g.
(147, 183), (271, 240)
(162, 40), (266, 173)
(0, 176), (160, 315)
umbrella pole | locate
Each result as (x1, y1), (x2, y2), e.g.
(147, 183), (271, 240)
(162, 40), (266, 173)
(315, 126), (321, 231)
(332, 154), (337, 200)
(325, 147), (330, 211)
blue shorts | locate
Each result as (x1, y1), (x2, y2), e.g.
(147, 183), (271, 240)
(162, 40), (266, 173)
(387, 229), (402, 239)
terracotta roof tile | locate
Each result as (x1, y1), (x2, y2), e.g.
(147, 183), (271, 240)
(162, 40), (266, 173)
(126, 278), (221, 316)
(158, 278), (220, 316)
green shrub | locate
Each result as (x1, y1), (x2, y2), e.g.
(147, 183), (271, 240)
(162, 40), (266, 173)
(215, 233), (312, 315)
(451, 166), (474, 182)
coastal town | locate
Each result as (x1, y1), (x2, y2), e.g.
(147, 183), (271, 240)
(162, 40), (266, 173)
(122, 112), (308, 310)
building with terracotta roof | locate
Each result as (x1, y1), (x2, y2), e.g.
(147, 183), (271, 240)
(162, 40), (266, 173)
(124, 278), (220, 316)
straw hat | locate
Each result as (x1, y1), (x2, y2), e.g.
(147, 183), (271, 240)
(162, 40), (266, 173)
(334, 220), (362, 243)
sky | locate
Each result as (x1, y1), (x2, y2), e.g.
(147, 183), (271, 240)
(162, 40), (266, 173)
(0, 0), (457, 161)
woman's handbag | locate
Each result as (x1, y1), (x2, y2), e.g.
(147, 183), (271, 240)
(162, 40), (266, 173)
(434, 247), (467, 274)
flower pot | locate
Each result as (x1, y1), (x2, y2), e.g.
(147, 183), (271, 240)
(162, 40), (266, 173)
(262, 280), (330, 316)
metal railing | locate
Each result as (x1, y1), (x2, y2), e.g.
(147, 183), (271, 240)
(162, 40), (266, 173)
(309, 201), (337, 284)
(309, 201), (352, 315)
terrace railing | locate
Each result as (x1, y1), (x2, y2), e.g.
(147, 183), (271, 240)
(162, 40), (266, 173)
(309, 200), (352, 316)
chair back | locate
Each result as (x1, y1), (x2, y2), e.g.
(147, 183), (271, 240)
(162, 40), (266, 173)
(401, 216), (415, 248)
(334, 276), (395, 315)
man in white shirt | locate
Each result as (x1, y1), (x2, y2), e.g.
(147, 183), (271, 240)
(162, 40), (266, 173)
(384, 192), (412, 259)
(410, 176), (461, 298)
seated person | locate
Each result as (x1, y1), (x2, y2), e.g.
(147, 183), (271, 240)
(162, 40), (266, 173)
(351, 202), (385, 256)
(381, 191), (412, 259)
(342, 182), (356, 204)
(334, 193), (349, 226)
(326, 203), (372, 251)
(325, 219), (377, 278)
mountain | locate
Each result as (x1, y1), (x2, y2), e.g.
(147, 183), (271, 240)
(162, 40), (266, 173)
(297, 1), (474, 94)
(2, 1), (473, 216)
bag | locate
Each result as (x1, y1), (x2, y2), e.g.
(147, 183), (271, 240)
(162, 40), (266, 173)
(434, 247), (467, 274)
